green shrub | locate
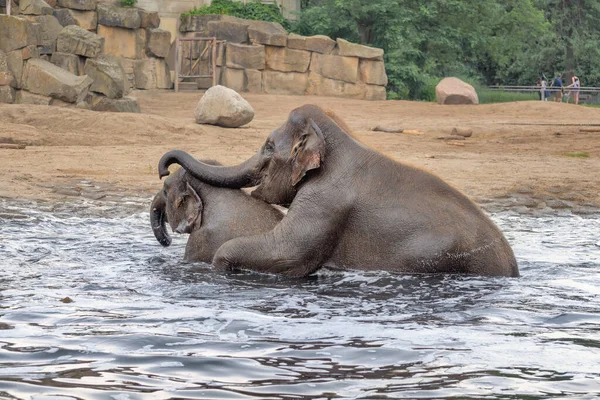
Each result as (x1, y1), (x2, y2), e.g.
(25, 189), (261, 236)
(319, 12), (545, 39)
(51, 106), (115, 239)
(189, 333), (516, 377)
(120, 0), (137, 7)
(181, 0), (289, 29)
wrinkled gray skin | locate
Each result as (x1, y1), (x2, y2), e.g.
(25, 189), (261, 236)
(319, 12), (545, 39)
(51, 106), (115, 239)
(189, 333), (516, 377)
(158, 105), (519, 277)
(150, 166), (283, 263)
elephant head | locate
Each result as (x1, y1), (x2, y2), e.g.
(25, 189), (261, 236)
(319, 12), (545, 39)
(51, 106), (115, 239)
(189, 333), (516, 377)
(150, 168), (203, 247)
(159, 105), (328, 206)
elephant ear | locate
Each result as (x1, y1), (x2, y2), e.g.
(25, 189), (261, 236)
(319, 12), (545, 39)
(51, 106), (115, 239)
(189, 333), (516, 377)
(176, 182), (203, 233)
(290, 119), (325, 186)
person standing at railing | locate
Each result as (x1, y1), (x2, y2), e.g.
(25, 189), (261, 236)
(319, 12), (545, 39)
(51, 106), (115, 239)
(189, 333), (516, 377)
(565, 76), (581, 105)
(551, 73), (564, 102)
(540, 77), (548, 101)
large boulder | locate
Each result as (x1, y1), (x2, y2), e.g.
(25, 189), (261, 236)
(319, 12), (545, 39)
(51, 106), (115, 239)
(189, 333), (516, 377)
(359, 59), (387, 86)
(0, 86), (16, 103)
(435, 77), (479, 105)
(134, 58), (171, 89)
(97, 3), (141, 29)
(57, 0), (96, 11)
(287, 33), (336, 54)
(335, 38), (384, 60)
(22, 58), (93, 102)
(25, 15), (63, 54)
(56, 25), (104, 57)
(0, 15), (40, 53)
(225, 43), (265, 70)
(50, 51), (84, 75)
(53, 8), (98, 31)
(146, 28), (171, 58)
(265, 46), (311, 73)
(309, 53), (358, 83)
(19, 0), (53, 15)
(84, 54), (125, 98)
(97, 25), (145, 59)
(248, 20), (287, 47)
(194, 85), (254, 128)
(15, 90), (52, 104)
(263, 70), (308, 96)
(208, 20), (249, 44)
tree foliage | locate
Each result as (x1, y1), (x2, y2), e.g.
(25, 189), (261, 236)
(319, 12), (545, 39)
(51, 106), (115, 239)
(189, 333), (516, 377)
(292, 0), (600, 99)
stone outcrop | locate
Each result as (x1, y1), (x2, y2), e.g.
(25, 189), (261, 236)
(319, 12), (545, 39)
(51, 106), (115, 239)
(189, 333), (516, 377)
(56, 24), (103, 57)
(53, 8), (97, 31)
(26, 15), (62, 54)
(208, 20), (249, 44)
(97, 25), (145, 59)
(50, 51), (84, 75)
(97, 3), (140, 29)
(248, 20), (287, 47)
(265, 47), (310, 73)
(263, 70), (308, 95)
(287, 33), (335, 54)
(310, 53), (358, 83)
(134, 57), (171, 89)
(435, 77), (479, 105)
(19, 0), (53, 15)
(22, 58), (93, 102)
(56, 0), (96, 11)
(0, 86), (16, 103)
(15, 89), (52, 104)
(194, 85), (254, 128)
(139, 10), (159, 29)
(225, 43), (265, 70)
(84, 54), (125, 98)
(335, 38), (383, 60)
(359, 59), (388, 86)
(0, 15), (41, 53)
(146, 28), (170, 58)
(86, 92), (140, 112)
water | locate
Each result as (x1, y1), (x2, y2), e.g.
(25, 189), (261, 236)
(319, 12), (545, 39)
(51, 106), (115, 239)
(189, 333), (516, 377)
(1, 197), (599, 399)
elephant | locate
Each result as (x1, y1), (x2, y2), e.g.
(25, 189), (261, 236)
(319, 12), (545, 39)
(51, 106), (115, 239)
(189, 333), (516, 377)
(150, 163), (283, 263)
(158, 105), (519, 277)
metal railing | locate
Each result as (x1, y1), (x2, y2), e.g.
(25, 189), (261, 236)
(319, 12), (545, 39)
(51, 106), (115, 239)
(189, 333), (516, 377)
(488, 85), (600, 104)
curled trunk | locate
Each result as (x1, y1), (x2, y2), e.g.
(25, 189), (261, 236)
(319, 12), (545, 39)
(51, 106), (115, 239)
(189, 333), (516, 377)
(158, 150), (262, 189)
(150, 192), (171, 247)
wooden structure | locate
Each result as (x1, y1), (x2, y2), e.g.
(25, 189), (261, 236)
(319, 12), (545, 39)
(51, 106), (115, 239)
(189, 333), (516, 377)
(174, 37), (221, 92)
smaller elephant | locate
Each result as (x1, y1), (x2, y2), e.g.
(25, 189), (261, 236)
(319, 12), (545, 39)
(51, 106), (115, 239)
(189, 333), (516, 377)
(150, 162), (283, 262)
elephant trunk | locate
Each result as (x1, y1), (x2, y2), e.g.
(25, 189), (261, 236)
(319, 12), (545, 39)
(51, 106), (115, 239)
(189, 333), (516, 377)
(150, 192), (172, 247)
(158, 150), (262, 189)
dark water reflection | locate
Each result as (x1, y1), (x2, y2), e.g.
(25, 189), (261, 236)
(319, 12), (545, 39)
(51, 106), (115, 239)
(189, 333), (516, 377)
(0, 198), (599, 399)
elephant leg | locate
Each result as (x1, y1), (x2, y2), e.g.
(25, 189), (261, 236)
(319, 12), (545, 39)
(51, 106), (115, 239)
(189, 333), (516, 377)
(212, 200), (348, 277)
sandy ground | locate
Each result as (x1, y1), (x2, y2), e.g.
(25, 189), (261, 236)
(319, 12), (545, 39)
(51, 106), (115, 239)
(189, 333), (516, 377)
(1, 90), (599, 210)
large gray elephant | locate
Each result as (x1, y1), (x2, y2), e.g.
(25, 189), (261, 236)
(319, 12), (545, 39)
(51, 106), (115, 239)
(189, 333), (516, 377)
(158, 105), (519, 277)
(150, 164), (283, 262)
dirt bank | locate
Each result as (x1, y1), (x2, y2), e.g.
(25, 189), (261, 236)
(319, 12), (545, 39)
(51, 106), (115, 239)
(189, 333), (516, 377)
(1, 90), (599, 211)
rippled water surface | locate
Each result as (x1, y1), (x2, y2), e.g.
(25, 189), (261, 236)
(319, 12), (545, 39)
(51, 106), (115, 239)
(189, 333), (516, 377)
(1, 198), (599, 399)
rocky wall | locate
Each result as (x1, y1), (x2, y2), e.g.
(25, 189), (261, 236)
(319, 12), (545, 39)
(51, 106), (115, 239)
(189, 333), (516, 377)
(1, 1), (172, 111)
(180, 14), (387, 101)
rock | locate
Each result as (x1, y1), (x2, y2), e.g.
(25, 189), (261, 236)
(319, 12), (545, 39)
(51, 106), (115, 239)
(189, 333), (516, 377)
(194, 85), (254, 128)
(139, 10), (160, 29)
(57, 0), (96, 11)
(309, 53), (358, 83)
(19, 0), (53, 15)
(248, 20), (287, 46)
(53, 9), (98, 31)
(287, 33), (336, 54)
(208, 20), (249, 44)
(97, 3), (141, 29)
(84, 54), (125, 98)
(6, 50), (24, 88)
(263, 70), (308, 96)
(97, 25), (145, 59)
(306, 72), (364, 99)
(225, 43), (265, 70)
(86, 92), (140, 112)
(0, 15), (40, 53)
(56, 25), (104, 57)
(219, 67), (245, 93)
(372, 125), (403, 133)
(265, 46), (310, 73)
(22, 58), (93, 102)
(0, 51), (8, 72)
(359, 59), (387, 86)
(436, 77), (479, 105)
(50, 51), (84, 75)
(146, 28), (171, 58)
(21, 45), (40, 60)
(15, 89), (52, 104)
(451, 127), (473, 137)
(180, 14), (227, 34)
(134, 57), (171, 89)
(45, 0), (57, 6)
(245, 69), (262, 93)
(0, 86), (16, 103)
(119, 57), (135, 93)
(0, 71), (15, 86)
(335, 38), (384, 60)
(26, 15), (63, 54)
(365, 84), (387, 101)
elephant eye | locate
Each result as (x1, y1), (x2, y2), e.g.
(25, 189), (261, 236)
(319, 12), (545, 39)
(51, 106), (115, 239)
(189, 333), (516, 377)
(264, 141), (275, 155)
